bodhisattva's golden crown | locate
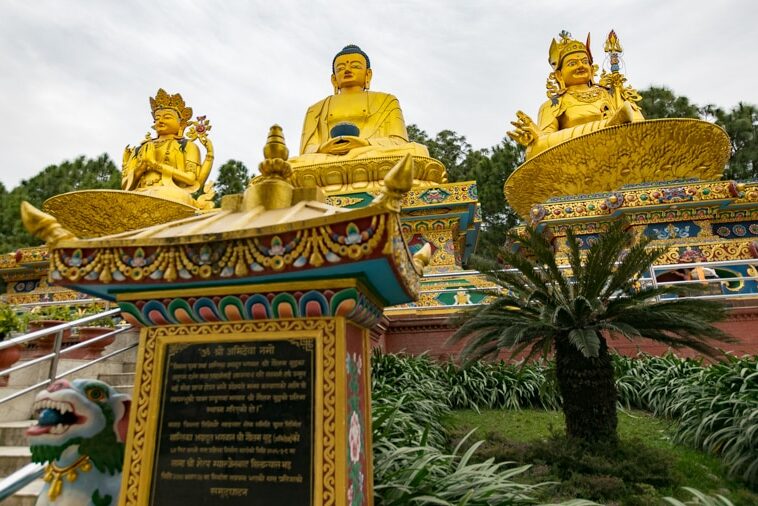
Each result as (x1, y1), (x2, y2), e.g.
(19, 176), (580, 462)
(149, 88), (193, 123)
(548, 31), (592, 70)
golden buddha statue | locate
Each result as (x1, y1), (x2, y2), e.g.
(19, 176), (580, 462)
(289, 44), (429, 168)
(122, 89), (215, 207)
(508, 31), (644, 159)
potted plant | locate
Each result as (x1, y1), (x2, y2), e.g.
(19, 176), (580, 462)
(0, 303), (23, 386)
(69, 304), (117, 359)
(23, 305), (75, 358)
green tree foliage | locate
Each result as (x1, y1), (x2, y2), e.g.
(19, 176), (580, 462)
(465, 141), (523, 259)
(408, 124), (473, 179)
(408, 124), (523, 260)
(450, 222), (731, 443)
(0, 154), (120, 253)
(213, 159), (250, 206)
(712, 103), (758, 180)
(638, 86), (701, 119)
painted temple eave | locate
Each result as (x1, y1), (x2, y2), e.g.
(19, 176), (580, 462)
(44, 201), (421, 308)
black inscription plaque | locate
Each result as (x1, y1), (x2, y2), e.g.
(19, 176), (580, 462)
(150, 339), (314, 505)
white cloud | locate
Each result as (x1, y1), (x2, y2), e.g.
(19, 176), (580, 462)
(0, 0), (756, 189)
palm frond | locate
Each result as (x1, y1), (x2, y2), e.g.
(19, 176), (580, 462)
(568, 328), (601, 358)
(450, 220), (731, 364)
(578, 222), (630, 299)
(514, 226), (573, 305)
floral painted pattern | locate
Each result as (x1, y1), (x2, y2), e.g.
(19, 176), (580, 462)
(346, 352), (365, 506)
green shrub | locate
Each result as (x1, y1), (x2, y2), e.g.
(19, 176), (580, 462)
(613, 354), (758, 488)
(371, 352), (758, 493)
(663, 487), (736, 505)
(374, 434), (541, 505)
(0, 302), (21, 338)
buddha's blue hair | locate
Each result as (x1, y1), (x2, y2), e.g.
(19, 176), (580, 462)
(332, 44), (370, 72)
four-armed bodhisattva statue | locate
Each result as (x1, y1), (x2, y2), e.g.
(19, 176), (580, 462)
(122, 89), (215, 208)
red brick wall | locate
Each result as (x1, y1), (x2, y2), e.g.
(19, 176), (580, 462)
(380, 306), (758, 360)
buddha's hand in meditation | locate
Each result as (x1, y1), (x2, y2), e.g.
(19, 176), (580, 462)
(507, 111), (541, 147)
(318, 135), (370, 155)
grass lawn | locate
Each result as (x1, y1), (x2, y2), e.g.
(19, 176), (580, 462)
(445, 409), (758, 505)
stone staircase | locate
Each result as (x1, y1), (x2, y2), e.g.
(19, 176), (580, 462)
(0, 421), (39, 506)
(0, 335), (136, 505)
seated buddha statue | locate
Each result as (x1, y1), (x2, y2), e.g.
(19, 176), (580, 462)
(122, 89), (215, 208)
(508, 31), (644, 160)
(289, 44), (429, 168)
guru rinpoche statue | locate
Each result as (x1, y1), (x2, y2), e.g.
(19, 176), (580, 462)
(508, 31), (644, 159)
(122, 89), (215, 208)
(503, 29), (730, 218)
(289, 44), (429, 167)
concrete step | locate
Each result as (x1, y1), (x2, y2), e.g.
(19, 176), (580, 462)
(97, 372), (135, 385)
(0, 438), (41, 505)
(2, 479), (44, 506)
(113, 385), (135, 395)
(0, 388), (36, 423)
(0, 422), (34, 447)
(0, 447), (31, 477)
(97, 372), (134, 396)
(121, 361), (137, 374)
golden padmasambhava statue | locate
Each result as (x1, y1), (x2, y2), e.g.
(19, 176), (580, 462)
(503, 29), (731, 218)
(508, 30), (644, 159)
(289, 44), (430, 168)
(122, 89), (215, 207)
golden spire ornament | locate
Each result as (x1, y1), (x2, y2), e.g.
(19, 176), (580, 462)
(242, 125), (295, 210)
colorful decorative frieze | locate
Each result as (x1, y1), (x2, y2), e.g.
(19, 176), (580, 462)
(118, 286), (382, 328)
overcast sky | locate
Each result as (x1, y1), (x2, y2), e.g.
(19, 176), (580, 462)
(1, 0), (756, 190)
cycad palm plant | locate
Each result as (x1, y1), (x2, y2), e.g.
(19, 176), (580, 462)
(451, 221), (732, 443)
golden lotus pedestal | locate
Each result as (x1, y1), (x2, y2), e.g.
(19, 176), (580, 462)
(42, 190), (201, 238)
(288, 155), (489, 315)
(504, 119), (732, 218)
(289, 155), (447, 194)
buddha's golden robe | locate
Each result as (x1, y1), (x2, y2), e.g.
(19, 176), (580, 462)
(291, 91), (429, 166)
(527, 86), (644, 158)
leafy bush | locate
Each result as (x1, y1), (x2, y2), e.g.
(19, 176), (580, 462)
(0, 302), (21, 338)
(374, 434), (542, 505)
(371, 353), (584, 505)
(372, 353), (450, 448)
(663, 487), (736, 505)
(372, 352), (758, 491)
(613, 354), (758, 488)
(440, 360), (561, 411)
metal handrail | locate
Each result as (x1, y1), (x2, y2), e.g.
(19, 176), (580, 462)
(0, 308), (138, 406)
(0, 309), (121, 351)
(0, 326), (138, 405)
(0, 463), (44, 501)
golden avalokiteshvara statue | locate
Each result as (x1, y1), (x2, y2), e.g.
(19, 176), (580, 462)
(122, 88), (215, 208)
(508, 30), (644, 160)
(41, 89), (216, 238)
(289, 44), (429, 168)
